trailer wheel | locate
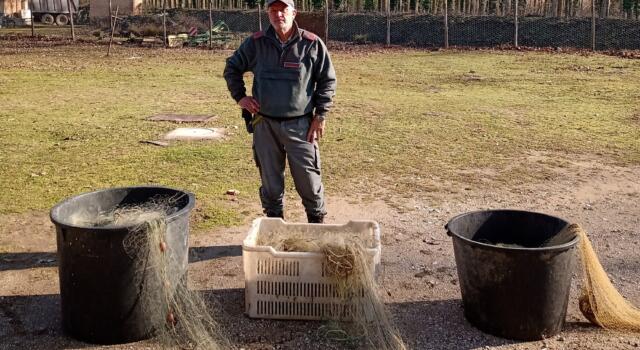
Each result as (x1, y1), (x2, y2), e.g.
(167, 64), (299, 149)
(55, 14), (69, 26)
(41, 13), (55, 25)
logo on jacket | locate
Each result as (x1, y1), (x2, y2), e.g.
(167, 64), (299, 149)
(283, 62), (302, 69)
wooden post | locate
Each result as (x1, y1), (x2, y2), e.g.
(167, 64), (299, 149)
(591, 0), (596, 50)
(108, 6), (119, 56)
(324, 0), (329, 42)
(30, 0), (35, 37)
(209, 0), (213, 49)
(66, 0), (76, 41)
(163, 0), (168, 48)
(514, 0), (518, 47)
(444, 0), (449, 48)
(385, 0), (390, 45)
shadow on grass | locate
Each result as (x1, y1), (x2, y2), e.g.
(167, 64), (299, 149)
(0, 288), (332, 349)
(189, 245), (242, 263)
(202, 290), (521, 350)
(202, 288), (337, 348)
(0, 245), (242, 272)
(0, 293), (95, 350)
(0, 252), (57, 271)
(1, 290), (529, 350)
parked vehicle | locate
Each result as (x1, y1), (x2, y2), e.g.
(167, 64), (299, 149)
(30, 0), (79, 25)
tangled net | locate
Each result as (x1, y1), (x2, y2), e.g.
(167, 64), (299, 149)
(565, 224), (640, 332)
(260, 231), (406, 350)
(494, 223), (640, 332)
(70, 197), (227, 349)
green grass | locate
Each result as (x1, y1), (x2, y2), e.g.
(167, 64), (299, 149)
(1, 43), (639, 228)
(326, 50), (640, 194)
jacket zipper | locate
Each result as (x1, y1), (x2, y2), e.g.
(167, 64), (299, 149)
(266, 33), (300, 67)
(279, 39), (299, 67)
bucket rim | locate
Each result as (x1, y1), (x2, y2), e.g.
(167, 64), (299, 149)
(445, 209), (579, 252)
(50, 185), (196, 230)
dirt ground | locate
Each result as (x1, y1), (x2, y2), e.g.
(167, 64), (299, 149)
(1, 151), (639, 350)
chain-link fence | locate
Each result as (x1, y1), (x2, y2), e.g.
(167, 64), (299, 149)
(132, 0), (640, 50)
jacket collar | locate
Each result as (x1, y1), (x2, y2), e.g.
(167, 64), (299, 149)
(265, 21), (302, 46)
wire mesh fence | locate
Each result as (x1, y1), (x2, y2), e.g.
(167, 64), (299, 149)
(2, 0), (639, 50)
(325, 10), (639, 49)
(132, 0), (640, 50)
(329, 12), (389, 43)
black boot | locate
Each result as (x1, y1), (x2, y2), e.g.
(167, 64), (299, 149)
(266, 210), (284, 220)
(307, 213), (324, 224)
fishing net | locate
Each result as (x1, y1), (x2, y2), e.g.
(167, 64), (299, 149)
(70, 197), (228, 349)
(567, 224), (640, 331)
(259, 231), (406, 350)
(256, 230), (376, 252)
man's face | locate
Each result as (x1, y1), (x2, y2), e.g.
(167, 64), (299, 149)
(268, 1), (296, 33)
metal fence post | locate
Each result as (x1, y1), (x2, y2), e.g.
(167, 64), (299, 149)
(444, 0), (449, 48)
(591, 0), (596, 51)
(163, 0), (168, 48)
(386, 0), (390, 46)
(514, 0), (518, 47)
(209, 0), (213, 49)
(324, 0), (329, 43)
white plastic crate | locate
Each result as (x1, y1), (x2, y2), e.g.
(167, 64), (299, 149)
(243, 218), (381, 320)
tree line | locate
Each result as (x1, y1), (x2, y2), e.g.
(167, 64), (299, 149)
(143, 0), (639, 18)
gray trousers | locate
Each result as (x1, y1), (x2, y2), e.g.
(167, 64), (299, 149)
(252, 115), (326, 218)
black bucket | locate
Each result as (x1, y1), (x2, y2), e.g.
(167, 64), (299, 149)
(50, 186), (195, 344)
(445, 209), (579, 340)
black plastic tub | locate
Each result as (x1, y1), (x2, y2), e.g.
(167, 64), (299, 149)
(50, 186), (195, 344)
(445, 209), (579, 340)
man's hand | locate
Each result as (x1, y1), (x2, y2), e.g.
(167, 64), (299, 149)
(239, 96), (260, 114)
(307, 116), (326, 143)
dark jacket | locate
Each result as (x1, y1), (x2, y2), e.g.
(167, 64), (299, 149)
(223, 23), (337, 118)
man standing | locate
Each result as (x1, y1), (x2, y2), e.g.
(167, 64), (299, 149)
(224, 0), (337, 223)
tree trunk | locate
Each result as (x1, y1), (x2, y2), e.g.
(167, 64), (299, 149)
(550, 0), (558, 16)
(599, 0), (609, 18)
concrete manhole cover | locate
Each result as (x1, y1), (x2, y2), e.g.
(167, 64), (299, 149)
(163, 128), (225, 141)
(148, 114), (217, 123)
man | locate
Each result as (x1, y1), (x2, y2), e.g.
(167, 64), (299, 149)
(223, 0), (337, 223)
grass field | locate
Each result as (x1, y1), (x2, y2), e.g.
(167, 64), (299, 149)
(1, 41), (639, 229)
